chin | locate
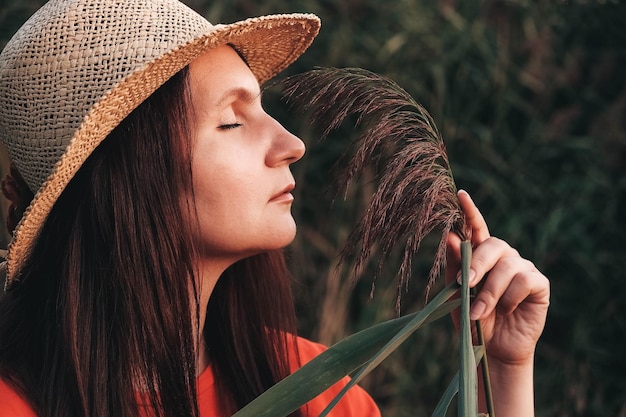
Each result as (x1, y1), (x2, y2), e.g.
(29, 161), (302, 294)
(271, 217), (297, 242)
(267, 231), (297, 251)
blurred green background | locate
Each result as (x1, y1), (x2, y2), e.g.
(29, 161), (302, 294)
(1, 0), (625, 416)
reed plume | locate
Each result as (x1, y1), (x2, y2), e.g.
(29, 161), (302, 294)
(281, 67), (470, 310)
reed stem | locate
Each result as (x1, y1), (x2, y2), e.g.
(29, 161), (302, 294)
(475, 319), (495, 417)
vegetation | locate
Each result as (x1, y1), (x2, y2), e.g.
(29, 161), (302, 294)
(2, 0), (625, 415)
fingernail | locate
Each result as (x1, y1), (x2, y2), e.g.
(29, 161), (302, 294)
(469, 269), (476, 284)
(456, 271), (462, 285)
(458, 189), (471, 199)
(470, 300), (487, 320)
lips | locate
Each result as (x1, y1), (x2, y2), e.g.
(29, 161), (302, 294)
(270, 183), (295, 203)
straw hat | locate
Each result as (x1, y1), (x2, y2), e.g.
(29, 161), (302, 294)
(0, 0), (320, 285)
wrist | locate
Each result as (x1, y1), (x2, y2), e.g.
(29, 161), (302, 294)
(482, 353), (536, 417)
(488, 352), (535, 374)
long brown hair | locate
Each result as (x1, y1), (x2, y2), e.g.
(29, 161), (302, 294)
(0, 65), (300, 417)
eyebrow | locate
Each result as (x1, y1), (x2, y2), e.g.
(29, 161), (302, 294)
(215, 87), (262, 108)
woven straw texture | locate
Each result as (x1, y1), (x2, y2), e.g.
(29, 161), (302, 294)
(0, 0), (320, 283)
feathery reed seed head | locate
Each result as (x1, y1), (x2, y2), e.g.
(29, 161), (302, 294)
(280, 68), (469, 310)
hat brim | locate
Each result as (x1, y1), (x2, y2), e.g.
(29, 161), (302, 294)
(5, 13), (320, 284)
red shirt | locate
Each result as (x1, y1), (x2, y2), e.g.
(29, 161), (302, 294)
(0, 336), (380, 417)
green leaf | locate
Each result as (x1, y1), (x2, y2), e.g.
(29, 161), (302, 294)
(433, 369), (461, 417)
(431, 346), (485, 417)
(232, 283), (460, 417)
(318, 282), (460, 416)
(459, 241), (478, 416)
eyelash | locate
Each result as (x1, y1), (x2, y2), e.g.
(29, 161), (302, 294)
(218, 123), (242, 130)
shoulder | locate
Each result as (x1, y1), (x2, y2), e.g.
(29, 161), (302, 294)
(289, 335), (381, 417)
(0, 379), (37, 417)
(292, 335), (329, 362)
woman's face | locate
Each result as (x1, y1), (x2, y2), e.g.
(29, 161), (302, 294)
(187, 45), (305, 265)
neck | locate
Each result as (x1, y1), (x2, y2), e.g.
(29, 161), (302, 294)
(194, 256), (238, 375)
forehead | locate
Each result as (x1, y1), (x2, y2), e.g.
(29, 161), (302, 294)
(188, 45), (260, 106)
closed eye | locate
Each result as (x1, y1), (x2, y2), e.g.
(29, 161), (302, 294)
(218, 123), (242, 130)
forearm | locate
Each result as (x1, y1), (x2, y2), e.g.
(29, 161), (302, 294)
(478, 356), (535, 417)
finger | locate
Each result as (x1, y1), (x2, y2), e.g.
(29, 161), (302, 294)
(458, 189), (490, 244)
(470, 257), (538, 320)
(445, 231), (463, 330)
(466, 236), (519, 287)
(492, 270), (539, 316)
(445, 230), (462, 286)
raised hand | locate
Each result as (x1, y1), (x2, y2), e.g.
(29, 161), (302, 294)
(446, 190), (550, 415)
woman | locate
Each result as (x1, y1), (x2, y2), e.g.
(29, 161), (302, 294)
(0, 0), (549, 416)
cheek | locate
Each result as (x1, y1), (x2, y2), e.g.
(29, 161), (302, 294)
(191, 138), (264, 211)
(189, 159), (257, 236)
(192, 157), (257, 211)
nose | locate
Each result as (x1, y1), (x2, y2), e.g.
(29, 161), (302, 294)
(265, 117), (306, 167)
